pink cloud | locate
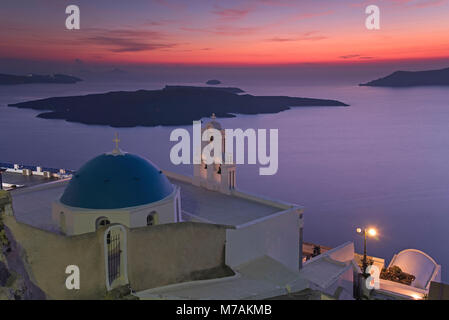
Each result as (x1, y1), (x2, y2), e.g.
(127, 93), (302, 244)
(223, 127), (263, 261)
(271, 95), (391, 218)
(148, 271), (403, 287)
(389, 0), (447, 7)
(181, 25), (259, 36)
(291, 10), (335, 20)
(266, 31), (328, 42)
(212, 7), (252, 21)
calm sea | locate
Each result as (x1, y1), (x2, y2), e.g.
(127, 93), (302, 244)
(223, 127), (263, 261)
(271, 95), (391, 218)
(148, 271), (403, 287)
(1, 79), (449, 281)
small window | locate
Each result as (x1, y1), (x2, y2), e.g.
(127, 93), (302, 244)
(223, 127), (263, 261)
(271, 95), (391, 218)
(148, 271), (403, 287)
(147, 211), (157, 226)
(96, 217), (111, 230)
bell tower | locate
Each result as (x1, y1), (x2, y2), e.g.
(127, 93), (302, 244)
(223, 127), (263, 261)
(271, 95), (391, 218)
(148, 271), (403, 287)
(193, 114), (236, 194)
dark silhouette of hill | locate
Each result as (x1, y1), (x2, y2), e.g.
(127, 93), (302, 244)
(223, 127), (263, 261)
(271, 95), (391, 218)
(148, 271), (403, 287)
(206, 79), (221, 85)
(8, 85), (348, 127)
(0, 73), (82, 85)
(360, 67), (449, 87)
(164, 85), (244, 94)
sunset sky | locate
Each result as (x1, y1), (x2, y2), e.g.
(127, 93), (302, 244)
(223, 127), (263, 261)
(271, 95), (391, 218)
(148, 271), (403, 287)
(1, 0), (448, 67)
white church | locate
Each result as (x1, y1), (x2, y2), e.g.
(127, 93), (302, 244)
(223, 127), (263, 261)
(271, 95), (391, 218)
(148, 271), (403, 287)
(1, 116), (361, 300)
(51, 116), (303, 270)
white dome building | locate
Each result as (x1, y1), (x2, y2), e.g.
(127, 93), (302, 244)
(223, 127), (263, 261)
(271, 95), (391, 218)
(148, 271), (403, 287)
(52, 148), (181, 236)
(5, 122), (306, 299)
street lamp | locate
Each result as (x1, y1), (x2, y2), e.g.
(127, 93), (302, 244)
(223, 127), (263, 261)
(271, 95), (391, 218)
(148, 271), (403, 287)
(356, 227), (377, 276)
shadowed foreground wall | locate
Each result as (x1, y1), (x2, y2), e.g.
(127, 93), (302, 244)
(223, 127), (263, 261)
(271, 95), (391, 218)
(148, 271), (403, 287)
(4, 215), (230, 299)
(127, 222), (229, 292)
(3, 216), (106, 299)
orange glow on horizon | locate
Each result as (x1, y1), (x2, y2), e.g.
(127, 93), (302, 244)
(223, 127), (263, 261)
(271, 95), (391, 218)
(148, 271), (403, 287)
(1, 0), (449, 66)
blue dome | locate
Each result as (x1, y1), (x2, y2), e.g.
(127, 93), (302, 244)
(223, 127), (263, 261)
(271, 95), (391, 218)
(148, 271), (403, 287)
(60, 153), (174, 209)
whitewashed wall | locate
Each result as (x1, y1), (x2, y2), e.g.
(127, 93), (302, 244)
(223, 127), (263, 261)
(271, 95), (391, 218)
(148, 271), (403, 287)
(225, 209), (300, 271)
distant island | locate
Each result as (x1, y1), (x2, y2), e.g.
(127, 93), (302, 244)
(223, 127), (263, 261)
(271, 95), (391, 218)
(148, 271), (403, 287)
(360, 67), (449, 87)
(0, 73), (82, 85)
(206, 79), (221, 85)
(8, 85), (348, 127)
(165, 85), (244, 94)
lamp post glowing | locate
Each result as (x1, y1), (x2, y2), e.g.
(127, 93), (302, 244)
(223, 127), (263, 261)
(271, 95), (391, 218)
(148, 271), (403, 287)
(411, 293), (422, 300)
(356, 227), (377, 276)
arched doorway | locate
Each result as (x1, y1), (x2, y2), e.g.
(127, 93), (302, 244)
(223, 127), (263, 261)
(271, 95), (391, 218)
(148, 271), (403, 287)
(104, 225), (128, 290)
